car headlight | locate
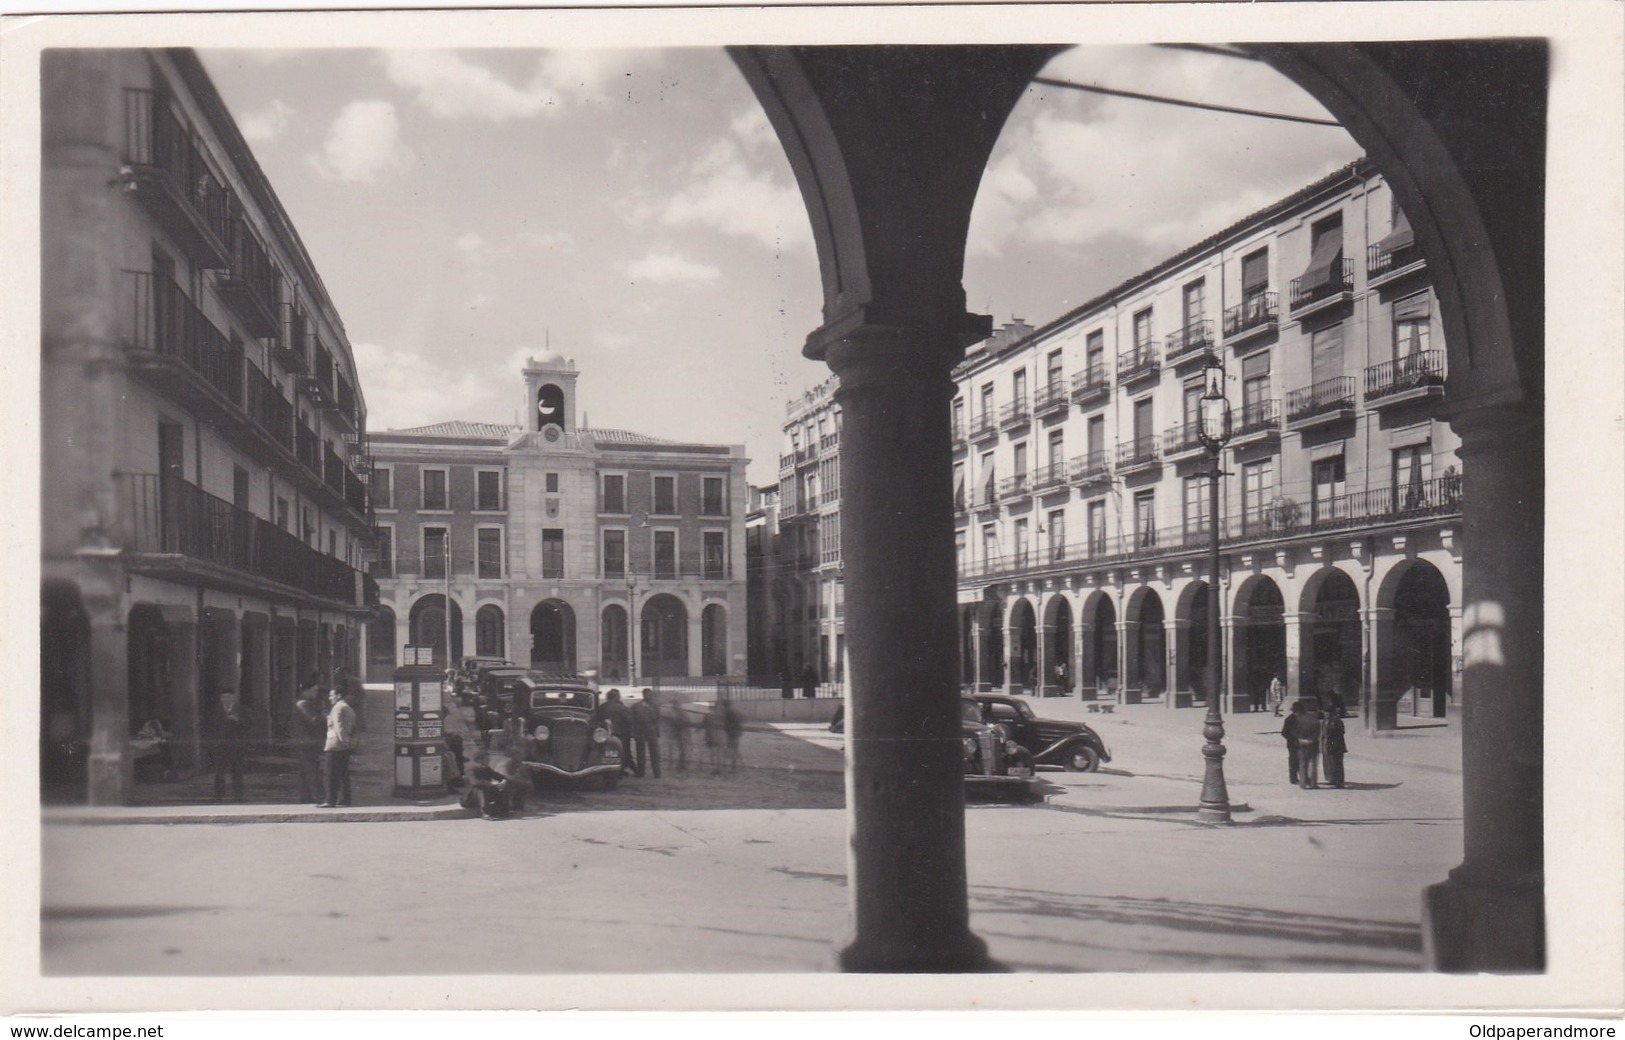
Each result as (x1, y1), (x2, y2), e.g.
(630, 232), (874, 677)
(1004, 740), (1020, 755)
(532, 724), (550, 741)
(592, 727), (610, 744)
(962, 736), (978, 757)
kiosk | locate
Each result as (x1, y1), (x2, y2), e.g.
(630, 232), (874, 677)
(392, 646), (447, 797)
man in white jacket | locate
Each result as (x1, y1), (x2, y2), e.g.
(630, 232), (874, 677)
(318, 688), (358, 808)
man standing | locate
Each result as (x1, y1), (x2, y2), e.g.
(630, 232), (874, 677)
(292, 681), (326, 803)
(1284, 700), (1320, 790)
(659, 696), (689, 772)
(320, 687), (358, 807)
(205, 689), (247, 802)
(1267, 674), (1287, 716)
(594, 688), (634, 775)
(630, 689), (661, 779)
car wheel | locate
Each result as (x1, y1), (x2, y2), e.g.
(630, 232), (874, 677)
(1064, 745), (1100, 773)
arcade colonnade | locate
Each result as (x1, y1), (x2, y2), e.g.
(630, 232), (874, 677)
(732, 42), (1545, 973)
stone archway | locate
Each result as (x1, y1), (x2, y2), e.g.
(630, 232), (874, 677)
(530, 599), (577, 673)
(1087, 592), (1118, 699)
(1124, 586), (1167, 702)
(1386, 559), (1454, 717)
(475, 604), (506, 659)
(975, 592), (1004, 691)
(409, 595), (463, 668)
(701, 603), (729, 677)
(1304, 567), (1363, 711)
(367, 605), (396, 682)
(1042, 593), (1073, 694)
(1233, 575), (1286, 714)
(640, 593), (689, 679)
(601, 604), (630, 682)
(1176, 579), (1213, 705)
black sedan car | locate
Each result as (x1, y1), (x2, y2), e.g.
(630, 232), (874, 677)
(969, 694), (1111, 772)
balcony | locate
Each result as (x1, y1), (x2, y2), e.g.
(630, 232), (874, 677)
(1031, 460), (1068, 493)
(1069, 450), (1111, 487)
(1232, 474), (1461, 541)
(1116, 435), (1161, 474)
(121, 89), (230, 268)
(999, 394), (1031, 432)
(1286, 375), (1357, 430)
(1165, 320), (1217, 368)
(215, 217), (282, 338)
(295, 420), (321, 476)
(968, 411), (999, 443)
(819, 432), (840, 454)
(779, 452), (796, 472)
(1290, 257), (1355, 319)
(973, 486), (1000, 517)
(118, 473), (367, 608)
(1032, 380), (1070, 418)
(275, 305), (309, 375)
(302, 346), (336, 409)
(1117, 345), (1160, 387)
(998, 473), (1031, 503)
(1162, 422), (1208, 462)
(120, 270), (245, 423)
(1365, 350), (1446, 407)
(1230, 398), (1281, 446)
(1367, 240), (1426, 289)
(1070, 365), (1110, 407)
(243, 362), (294, 451)
(1223, 292), (1279, 347)
(333, 376), (360, 432)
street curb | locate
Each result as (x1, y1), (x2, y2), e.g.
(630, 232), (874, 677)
(44, 803), (471, 826)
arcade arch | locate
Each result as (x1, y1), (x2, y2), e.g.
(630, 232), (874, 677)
(409, 595), (463, 667)
(475, 604), (506, 659)
(1233, 575), (1285, 712)
(1042, 593), (1073, 693)
(701, 603), (729, 676)
(1007, 598), (1037, 693)
(641, 593), (689, 679)
(530, 599), (576, 672)
(367, 606), (397, 681)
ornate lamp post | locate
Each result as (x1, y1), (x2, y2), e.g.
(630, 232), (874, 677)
(1195, 354), (1233, 824)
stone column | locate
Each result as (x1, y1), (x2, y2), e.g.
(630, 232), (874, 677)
(829, 326), (991, 972)
(1423, 407), (1544, 971)
(1076, 612), (1095, 701)
(1037, 620), (1053, 697)
(167, 616), (201, 776)
(83, 578), (131, 806)
(393, 606), (410, 669)
(1118, 619), (1139, 703)
(968, 613), (984, 690)
(1282, 610), (1309, 702)
(687, 605), (704, 682)
(1165, 618), (1189, 709)
(1448, 605), (1464, 709)
(1363, 607), (1394, 734)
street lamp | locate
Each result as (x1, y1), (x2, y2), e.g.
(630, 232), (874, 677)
(1195, 354), (1233, 824)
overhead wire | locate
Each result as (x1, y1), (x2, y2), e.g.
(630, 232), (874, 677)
(1030, 75), (1343, 128)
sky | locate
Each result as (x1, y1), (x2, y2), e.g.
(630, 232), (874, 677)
(199, 45), (1361, 486)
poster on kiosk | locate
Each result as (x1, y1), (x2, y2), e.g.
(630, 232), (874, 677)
(393, 646), (446, 797)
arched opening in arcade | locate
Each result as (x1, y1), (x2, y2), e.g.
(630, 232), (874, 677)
(1306, 568), (1363, 711)
(701, 603), (729, 677)
(1234, 576), (1286, 714)
(600, 604), (629, 681)
(366, 605), (396, 682)
(408, 595), (463, 668)
(41, 582), (91, 792)
(1390, 560), (1454, 719)
(1008, 599), (1037, 694)
(1124, 587), (1167, 702)
(640, 593), (689, 679)
(530, 599), (577, 673)
(975, 593), (1005, 690)
(1042, 594), (1073, 694)
(1086, 592), (1118, 700)
(1179, 580), (1212, 706)
(475, 604), (506, 659)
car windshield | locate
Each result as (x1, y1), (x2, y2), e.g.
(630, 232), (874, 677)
(1010, 700), (1036, 720)
(532, 690), (595, 710)
(960, 701), (982, 724)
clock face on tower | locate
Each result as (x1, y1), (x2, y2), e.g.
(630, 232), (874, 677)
(536, 383), (564, 432)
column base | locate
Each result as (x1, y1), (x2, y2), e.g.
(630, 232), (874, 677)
(86, 749), (131, 807)
(1422, 868), (1545, 972)
(837, 928), (1003, 973)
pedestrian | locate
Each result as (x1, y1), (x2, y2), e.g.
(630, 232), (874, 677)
(1321, 704), (1348, 788)
(721, 699), (744, 774)
(630, 689), (662, 779)
(594, 688), (635, 775)
(460, 751), (519, 819)
(801, 663), (818, 700)
(702, 705), (724, 773)
(1285, 700), (1320, 790)
(780, 670), (794, 700)
(659, 696), (690, 772)
(335, 665), (366, 733)
(1267, 674), (1287, 716)
(204, 689), (248, 802)
(292, 680), (326, 803)
(1280, 708), (1298, 785)
(319, 686), (358, 807)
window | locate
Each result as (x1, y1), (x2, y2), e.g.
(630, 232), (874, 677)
(805, 470), (819, 506)
(1182, 279), (1206, 329)
(1012, 368), (1027, 405)
(603, 529), (626, 578)
(327, 529), (337, 557)
(301, 506), (315, 546)
(1394, 446), (1432, 510)
(1311, 323), (1345, 385)
(421, 468), (447, 510)
(980, 384), (995, 423)
(1134, 490), (1156, 548)
(981, 524), (998, 565)
(980, 451), (996, 505)
(702, 476), (726, 515)
(953, 462), (966, 512)
(545, 472), (559, 494)
(1046, 349), (1063, 388)
(602, 474), (626, 514)
(1012, 442), (1028, 481)
(1086, 415), (1104, 458)
(478, 528), (504, 579)
(1133, 309), (1153, 352)
(541, 529), (564, 579)
(476, 470), (504, 511)
(1086, 500), (1107, 555)
(653, 530), (677, 579)
(1048, 428), (1065, 470)
(276, 497), (289, 531)
(704, 531), (726, 579)
(1184, 474), (1209, 536)
(372, 525), (394, 577)
(1303, 213), (1345, 288)
(1183, 379), (1204, 435)
(423, 527), (447, 578)
(1241, 248), (1269, 303)
(1047, 509), (1066, 562)
(1394, 293), (1431, 358)
(821, 514), (841, 565)
(233, 466), (250, 511)
(955, 531), (967, 574)
(1132, 397), (1154, 449)
(1241, 351), (1271, 418)
(1013, 518), (1030, 565)
(372, 467), (393, 509)
(1085, 330), (1105, 376)
(653, 475), (676, 514)
(1313, 456), (1347, 522)
(952, 398), (965, 434)
(1242, 458), (1275, 528)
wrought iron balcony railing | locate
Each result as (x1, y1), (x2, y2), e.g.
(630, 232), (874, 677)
(121, 89), (231, 266)
(1290, 257), (1355, 312)
(1368, 240), (1425, 281)
(121, 270), (244, 409)
(998, 473), (1031, 500)
(1165, 320), (1215, 364)
(1071, 364), (1110, 404)
(1117, 345), (1160, 385)
(1162, 422), (1207, 457)
(1286, 375), (1357, 424)
(1032, 380), (1070, 415)
(1031, 460), (1068, 491)
(1116, 434), (1161, 470)
(216, 216), (281, 337)
(1070, 450), (1111, 485)
(1365, 350), (1446, 401)
(1233, 398), (1281, 439)
(1224, 292), (1279, 339)
(999, 393), (1031, 429)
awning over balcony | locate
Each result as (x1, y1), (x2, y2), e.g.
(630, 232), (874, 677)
(1298, 227), (1345, 291)
(1376, 208), (1414, 254)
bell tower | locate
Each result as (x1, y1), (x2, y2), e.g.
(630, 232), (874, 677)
(521, 352), (579, 440)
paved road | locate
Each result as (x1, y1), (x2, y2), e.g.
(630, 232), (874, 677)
(41, 696), (1461, 977)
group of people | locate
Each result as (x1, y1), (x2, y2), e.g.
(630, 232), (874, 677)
(290, 673), (363, 807)
(594, 688), (745, 777)
(1279, 697), (1349, 790)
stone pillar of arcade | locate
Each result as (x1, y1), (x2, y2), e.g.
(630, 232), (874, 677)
(732, 43), (1060, 972)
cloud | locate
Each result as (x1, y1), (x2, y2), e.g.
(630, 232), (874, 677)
(238, 99), (295, 143)
(454, 232), (487, 260)
(649, 110), (812, 251)
(308, 100), (411, 183)
(516, 229), (575, 251)
(351, 342), (503, 430)
(595, 331), (635, 353)
(623, 247), (720, 286)
(381, 49), (660, 122)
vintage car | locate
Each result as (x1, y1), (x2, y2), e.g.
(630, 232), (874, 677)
(454, 656), (512, 704)
(960, 697), (1035, 788)
(969, 693), (1112, 772)
(514, 676), (625, 790)
(473, 666), (532, 729)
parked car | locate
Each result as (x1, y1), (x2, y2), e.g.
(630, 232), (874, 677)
(473, 666), (532, 729)
(514, 676), (625, 790)
(455, 656), (512, 705)
(960, 697), (1035, 789)
(969, 693), (1111, 772)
